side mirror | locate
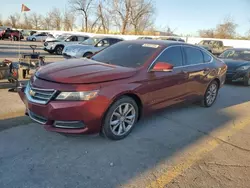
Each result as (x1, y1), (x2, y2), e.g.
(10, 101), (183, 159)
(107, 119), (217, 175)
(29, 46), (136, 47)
(152, 62), (174, 72)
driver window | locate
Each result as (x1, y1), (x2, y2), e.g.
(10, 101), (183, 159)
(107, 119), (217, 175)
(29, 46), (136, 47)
(97, 39), (110, 47)
(155, 46), (183, 67)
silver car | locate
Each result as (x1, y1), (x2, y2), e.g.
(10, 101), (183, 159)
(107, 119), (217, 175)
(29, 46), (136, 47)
(62, 36), (124, 59)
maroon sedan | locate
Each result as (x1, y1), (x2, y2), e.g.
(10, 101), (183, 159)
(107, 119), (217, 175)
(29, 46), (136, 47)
(18, 40), (227, 140)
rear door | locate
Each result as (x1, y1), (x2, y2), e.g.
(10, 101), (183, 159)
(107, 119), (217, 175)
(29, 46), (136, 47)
(182, 46), (213, 100)
(147, 46), (189, 110)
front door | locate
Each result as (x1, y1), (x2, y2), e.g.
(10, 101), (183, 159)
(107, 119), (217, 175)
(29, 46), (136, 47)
(146, 46), (189, 110)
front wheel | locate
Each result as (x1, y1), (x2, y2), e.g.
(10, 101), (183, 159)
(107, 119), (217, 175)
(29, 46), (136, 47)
(83, 52), (93, 58)
(55, 46), (64, 55)
(201, 80), (219, 107)
(32, 38), (36, 41)
(101, 96), (139, 140)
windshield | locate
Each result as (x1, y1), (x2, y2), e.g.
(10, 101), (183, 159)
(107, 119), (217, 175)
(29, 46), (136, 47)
(219, 49), (250, 61)
(91, 42), (160, 68)
(56, 35), (70, 41)
(80, 37), (102, 45)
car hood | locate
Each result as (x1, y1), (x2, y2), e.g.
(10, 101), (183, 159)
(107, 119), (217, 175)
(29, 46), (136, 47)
(220, 58), (250, 70)
(35, 59), (137, 84)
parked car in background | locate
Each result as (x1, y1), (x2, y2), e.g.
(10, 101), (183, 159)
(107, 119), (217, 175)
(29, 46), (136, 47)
(157, 37), (185, 42)
(62, 36), (124, 58)
(43, 34), (90, 55)
(0, 29), (24, 41)
(219, 48), (250, 86)
(197, 40), (232, 56)
(137, 37), (153, 39)
(26, 33), (49, 42)
(18, 40), (227, 140)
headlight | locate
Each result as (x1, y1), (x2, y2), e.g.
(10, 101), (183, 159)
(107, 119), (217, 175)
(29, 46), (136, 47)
(56, 90), (99, 101)
(236, 66), (250, 71)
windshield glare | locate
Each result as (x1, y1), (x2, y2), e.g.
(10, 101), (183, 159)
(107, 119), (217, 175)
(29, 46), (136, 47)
(219, 49), (250, 61)
(91, 42), (160, 68)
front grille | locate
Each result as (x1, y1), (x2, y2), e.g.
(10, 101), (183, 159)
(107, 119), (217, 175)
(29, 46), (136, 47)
(25, 82), (56, 104)
(28, 110), (47, 124)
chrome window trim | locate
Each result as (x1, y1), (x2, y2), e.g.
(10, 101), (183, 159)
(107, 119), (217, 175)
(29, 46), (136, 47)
(147, 44), (214, 72)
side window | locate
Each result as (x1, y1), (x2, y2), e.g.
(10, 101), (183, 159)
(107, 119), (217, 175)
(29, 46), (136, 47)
(110, 39), (120, 44)
(183, 47), (204, 65)
(78, 36), (87, 41)
(202, 51), (212, 63)
(98, 39), (110, 47)
(155, 46), (183, 67)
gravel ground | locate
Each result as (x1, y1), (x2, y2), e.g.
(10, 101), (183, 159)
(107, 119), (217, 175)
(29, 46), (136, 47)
(0, 41), (250, 188)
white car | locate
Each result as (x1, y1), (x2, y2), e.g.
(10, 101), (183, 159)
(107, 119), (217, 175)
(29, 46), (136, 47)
(62, 36), (124, 58)
(26, 33), (49, 42)
(43, 34), (90, 55)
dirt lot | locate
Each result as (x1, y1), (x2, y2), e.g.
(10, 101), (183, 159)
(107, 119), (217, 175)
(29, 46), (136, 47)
(0, 40), (250, 188)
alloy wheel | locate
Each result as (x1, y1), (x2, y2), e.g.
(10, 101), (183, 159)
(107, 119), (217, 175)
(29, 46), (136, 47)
(110, 103), (136, 136)
(206, 83), (218, 106)
(56, 47), (63, 55)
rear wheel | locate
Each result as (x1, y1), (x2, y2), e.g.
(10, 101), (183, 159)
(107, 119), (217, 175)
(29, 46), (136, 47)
(32, 38), (36, 41)
(201, 80), (219, 107)
(55, 45), (64, 55)
(83, 52), (93, 58)
(101, 96), (139, 140)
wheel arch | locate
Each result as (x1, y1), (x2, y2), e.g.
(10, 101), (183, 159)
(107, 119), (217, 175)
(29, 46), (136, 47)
(100, 91), (143, 131)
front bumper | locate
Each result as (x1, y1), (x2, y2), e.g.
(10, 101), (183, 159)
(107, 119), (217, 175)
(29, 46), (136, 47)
(62, 52), (76, 59)
(226, 70), (249, 82)
(43, 46), (55, 53)
(18, 85), (110, 134)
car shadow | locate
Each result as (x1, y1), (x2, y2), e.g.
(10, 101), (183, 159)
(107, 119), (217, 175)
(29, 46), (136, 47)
(0, 85), (249, 188)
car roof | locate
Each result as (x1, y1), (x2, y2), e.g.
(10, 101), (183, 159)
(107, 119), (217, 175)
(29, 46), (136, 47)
(226, 48), (250, 51)
(121, 39), (191, 47)
(92, 35), (124, 40)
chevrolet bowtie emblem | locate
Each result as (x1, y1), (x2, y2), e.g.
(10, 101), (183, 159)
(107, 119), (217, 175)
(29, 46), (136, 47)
(29, 89), (36, 97)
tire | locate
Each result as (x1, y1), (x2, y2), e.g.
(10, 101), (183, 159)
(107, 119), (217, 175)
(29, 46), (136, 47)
(32, 38), (36, 41)
(83, 52), (93, 58)
(201, 80), (219, 107)
(55, 45), (64, 55)
(101, 96), (139, 140)
(244, 74), (250, 86)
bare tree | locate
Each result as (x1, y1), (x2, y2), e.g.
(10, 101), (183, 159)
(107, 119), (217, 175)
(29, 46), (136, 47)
(96, 1), (110, 33)
(110, 0), (132, 34)
(8, 13), (20, 28)
(199, 29), (215, 38)
(0, 15), (3, 26)
(63, 10), (75, 31)
(214, 17), (237, 39)
(70, 0), (95, 32)
(49, 8), (63, 30)
(22, 13), (33, 29)
(130, 0), (154, 34)
(40, 14), (53, 30)
(30, 13), (42, 29)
